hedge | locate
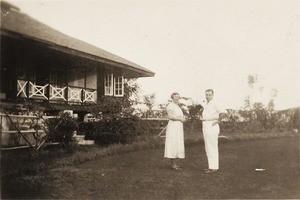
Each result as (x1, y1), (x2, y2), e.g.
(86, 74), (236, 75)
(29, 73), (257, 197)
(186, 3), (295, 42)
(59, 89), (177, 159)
(78, 116), (139, 146)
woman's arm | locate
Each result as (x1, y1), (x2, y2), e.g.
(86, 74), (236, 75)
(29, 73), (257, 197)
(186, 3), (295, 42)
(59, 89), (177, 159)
(167, 104), (185, 122)
(168, 116), (185, 122)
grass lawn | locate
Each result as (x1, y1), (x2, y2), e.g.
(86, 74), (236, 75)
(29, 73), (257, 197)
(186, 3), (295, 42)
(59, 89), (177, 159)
(2, 137), (299, 199)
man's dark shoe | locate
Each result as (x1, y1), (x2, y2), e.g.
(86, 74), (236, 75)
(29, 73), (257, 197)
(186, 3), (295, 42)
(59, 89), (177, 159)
(171, 165), (181, 170)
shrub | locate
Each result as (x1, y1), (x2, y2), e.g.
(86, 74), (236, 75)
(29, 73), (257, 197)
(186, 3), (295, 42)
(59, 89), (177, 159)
(78, 121), (97, 140)
(94, 131), (121, 146)
(80, 116), (139, 146)
(45, 113), (77, 146)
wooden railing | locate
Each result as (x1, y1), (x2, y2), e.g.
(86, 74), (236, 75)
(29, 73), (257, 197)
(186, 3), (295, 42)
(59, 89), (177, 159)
(16, 80), (97, 103)
(68, 87), (82, 102)
(29, 82), (49, 99)
(49, 85), (67, 101)
(83, 89), (97, 103)
(17, 80), (28, 98)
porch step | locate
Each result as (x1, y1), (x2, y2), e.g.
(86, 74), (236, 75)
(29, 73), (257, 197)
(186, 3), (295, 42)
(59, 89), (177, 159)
(78, 140), (94, 145)
(72, 135), (94, 145)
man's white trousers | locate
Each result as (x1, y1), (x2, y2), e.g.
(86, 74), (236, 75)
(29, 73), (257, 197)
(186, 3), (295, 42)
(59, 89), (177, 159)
(202, 121), (220, 170)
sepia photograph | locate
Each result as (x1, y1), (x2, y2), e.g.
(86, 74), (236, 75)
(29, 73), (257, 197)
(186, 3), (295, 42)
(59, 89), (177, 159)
(0, 0), (299, 199)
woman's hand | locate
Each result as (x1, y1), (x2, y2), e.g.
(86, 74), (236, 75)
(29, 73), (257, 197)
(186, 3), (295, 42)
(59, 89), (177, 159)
(212, 121), (219, 126)
(180, 117), (187, 123)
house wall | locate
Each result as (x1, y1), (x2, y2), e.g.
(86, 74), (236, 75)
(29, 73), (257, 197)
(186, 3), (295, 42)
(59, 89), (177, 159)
(1, 36), (18, 100)
(97, 68), (105, 98)
(1, 34), (127, 114)
(86, 70), (97, 89)
(68, 72), (85, 88)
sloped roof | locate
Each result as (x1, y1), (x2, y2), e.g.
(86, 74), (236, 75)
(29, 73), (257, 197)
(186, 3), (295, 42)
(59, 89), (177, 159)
(0, 1), (154, 77)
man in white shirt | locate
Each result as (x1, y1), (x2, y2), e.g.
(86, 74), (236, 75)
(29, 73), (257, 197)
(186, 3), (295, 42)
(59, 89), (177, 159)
(200, 89), (226, 174)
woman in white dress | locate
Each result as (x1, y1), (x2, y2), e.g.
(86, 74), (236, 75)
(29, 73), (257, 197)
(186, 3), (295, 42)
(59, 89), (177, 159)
(164, 92), (186, 169)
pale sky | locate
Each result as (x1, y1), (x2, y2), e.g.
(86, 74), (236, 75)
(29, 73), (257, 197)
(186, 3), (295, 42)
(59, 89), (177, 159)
(5, 0), (300, 109)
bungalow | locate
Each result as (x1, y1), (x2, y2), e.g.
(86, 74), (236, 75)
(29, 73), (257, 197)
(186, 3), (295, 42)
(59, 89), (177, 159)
(0, 1), (154, 119)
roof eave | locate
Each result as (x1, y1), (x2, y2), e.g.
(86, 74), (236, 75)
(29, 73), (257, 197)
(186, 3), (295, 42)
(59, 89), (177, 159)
(1, 29), (155, 78)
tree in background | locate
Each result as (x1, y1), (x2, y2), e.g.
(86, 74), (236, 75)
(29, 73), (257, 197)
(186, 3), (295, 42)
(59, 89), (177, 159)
(239, 95), (252, 122)
(252, 102), (268, 128)
(266, 88), (278, 127)
(239, 74), (282, 131)
(143, 93), (156, 118)
(186, 103), (203, 134)
(158, 104), (168, 118)
(247, 74), (258, 105)
(267, 88), (278, 111)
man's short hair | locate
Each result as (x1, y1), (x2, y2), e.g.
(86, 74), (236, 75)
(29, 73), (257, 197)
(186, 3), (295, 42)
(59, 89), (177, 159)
(171, 92), (180, 99)
(205, 89), (214, 95)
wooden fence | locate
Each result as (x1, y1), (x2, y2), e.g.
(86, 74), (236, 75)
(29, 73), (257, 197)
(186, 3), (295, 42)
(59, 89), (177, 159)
(0, 113), (56, 150)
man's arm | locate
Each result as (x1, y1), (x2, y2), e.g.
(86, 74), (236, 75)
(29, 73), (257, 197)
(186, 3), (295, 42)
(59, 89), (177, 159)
(211, 115), (220, 126)
(212, 112), (227, 126)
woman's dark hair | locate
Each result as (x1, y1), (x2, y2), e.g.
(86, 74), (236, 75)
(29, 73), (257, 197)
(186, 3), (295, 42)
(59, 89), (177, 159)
(205, 89), (214, 95)
(171, 92), (180, 99)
